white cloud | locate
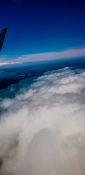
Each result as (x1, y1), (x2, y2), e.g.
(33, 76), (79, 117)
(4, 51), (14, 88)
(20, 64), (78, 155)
(0, 68), (85, 175)
(0, 47), (85, 66)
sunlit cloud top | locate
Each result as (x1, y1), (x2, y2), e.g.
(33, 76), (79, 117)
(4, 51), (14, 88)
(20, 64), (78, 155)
(0, 47), (85, 66)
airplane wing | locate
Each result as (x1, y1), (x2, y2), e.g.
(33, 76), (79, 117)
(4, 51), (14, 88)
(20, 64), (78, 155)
(0, 27), (7, 51)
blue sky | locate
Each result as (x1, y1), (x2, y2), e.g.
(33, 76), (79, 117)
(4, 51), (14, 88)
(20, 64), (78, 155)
(0, 0), (85, 57)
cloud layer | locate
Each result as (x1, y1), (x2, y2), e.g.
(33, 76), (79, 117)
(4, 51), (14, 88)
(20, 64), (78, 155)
(0, 47), (85, 66)
(0, 68), (85, 175)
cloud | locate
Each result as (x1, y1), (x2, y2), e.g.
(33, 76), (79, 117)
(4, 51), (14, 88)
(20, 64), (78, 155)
(0, 47), (85, 66)
(0, 68), (85, 175)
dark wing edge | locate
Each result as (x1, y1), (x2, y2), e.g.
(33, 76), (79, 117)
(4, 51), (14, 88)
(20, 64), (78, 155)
(0, 27), (8, 51)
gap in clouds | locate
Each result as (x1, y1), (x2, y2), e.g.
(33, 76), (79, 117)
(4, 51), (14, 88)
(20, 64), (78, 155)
(0, 58), (85, 100)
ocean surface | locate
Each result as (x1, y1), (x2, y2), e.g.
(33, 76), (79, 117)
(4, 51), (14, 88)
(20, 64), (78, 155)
(0, 57), (85, 99)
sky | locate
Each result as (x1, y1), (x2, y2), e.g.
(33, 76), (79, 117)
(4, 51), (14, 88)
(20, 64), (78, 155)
(0, 0), (85, 59)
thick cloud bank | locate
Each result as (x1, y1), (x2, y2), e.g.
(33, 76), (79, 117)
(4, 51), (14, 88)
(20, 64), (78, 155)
(0, 68), (85, 175)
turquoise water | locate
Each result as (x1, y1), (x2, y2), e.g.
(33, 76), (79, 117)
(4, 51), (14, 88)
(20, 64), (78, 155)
(0, 57), (85, 100)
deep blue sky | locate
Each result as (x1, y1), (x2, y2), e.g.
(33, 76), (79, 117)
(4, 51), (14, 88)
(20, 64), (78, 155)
(0, 0), (85, 57)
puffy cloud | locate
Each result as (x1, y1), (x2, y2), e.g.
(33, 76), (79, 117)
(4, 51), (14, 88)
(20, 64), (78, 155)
(0, 68), (85, 175)
(0, 47), (85, 66)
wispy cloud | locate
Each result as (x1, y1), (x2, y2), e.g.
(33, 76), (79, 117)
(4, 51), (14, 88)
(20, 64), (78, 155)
(0, 47), (85, 66)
